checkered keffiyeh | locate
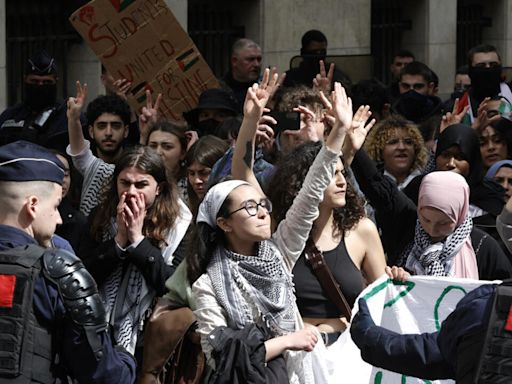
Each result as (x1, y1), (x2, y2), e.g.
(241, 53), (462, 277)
(207, 240), (296, 336)
(403, 216), (473, 276)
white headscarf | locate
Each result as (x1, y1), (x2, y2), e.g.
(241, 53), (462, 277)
(196, 179), (249, 227)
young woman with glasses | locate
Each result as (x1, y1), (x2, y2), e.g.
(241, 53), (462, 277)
(188, 73), (362, 383)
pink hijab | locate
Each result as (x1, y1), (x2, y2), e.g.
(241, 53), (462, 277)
(418, 171), (479, 279)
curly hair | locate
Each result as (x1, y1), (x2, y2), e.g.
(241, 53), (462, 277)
(268, 141), (365, 237)
(86, 95), (131, 126)
(364, 114), (428, 172)
(90, 145), (180, 247)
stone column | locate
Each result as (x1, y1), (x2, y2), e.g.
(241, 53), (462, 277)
(164, 0), (188, 30)
(402, 0), (457, 97)
(482, 0), (512, 67)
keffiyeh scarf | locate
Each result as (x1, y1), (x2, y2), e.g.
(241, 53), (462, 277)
(207, 240), (296, 336)
(100, 220), (153, 355)
(403, 216), (473, 276)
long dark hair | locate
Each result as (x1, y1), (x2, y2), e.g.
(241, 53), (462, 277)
(91, 145), (180, 246)
(187, 193), (232, 284)
(185, 135), (229, 214)
(268, 141), (365, 237)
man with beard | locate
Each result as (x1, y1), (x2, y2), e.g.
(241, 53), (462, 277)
(283, 29), (351, 90)
(0, 50), (79, 153)
(220, 38), (263, 108)
(86, 95), (131, 164)
(457, 44), (512, 125)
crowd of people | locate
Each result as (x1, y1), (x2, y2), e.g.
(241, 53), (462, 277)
(1, 29), (512, 383)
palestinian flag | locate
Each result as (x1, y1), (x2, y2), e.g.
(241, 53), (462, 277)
(176, 49), (200, 72)
(110, 0), (136, 12)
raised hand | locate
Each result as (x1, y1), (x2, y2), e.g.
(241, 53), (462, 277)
(331, 82), (353, 130)
(67, 81), (87, 122)
(313, 60), (334, 94)
(346, 105), (376, 152)
(243, 68), (279, 120)
(440, 98), (470, 133)
(282, 105), (321, 144)
(471, 97), (501, 132)
(112, 78), (132, 101)
(267, 67), (286, 101)
(139, 90), (162, 144)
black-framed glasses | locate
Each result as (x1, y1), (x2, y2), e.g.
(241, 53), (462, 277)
(228, 198), (273, 217)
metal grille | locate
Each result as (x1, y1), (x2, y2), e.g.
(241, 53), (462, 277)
(456, 0), (492, 68)
(188, 0), (245, 78)
(371, 0), (412, 85)
(6, 0), (85, 105)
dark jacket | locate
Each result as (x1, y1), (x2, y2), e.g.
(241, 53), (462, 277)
(78, 208), (191, 296)
(207, 324), (288, 384)
(351, 149), (512, 280)
(0, 224), (136, 383)
(219, 72), (250, 112)
(0, 101), (82, 153)
(56, 197), (88, 253)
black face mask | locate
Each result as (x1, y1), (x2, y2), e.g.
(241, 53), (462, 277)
(468, 65), (502, 98)
(451, 90), (465, 100)
(301, 49), (326, 71)
(24, 83), (57, 111)
(396, 90), (435, 123)
(196, 118), (220, 137)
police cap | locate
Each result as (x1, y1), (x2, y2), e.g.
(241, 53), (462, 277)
(25, 50), (58, 76)
(0, 141), (64, 184)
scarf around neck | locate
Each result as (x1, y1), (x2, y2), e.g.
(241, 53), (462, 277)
(207, 240), (296, 336)
(404, 216), (473, 276)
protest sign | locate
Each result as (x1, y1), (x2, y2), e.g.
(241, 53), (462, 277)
(69, 0), (219, 122)
(312, 275), (496, 383)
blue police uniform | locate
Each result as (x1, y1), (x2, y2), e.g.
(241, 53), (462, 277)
(0, 140), (136, 383)
(0, 225), (136, 383)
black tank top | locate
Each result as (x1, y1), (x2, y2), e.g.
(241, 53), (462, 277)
(293, 238), (365, 318)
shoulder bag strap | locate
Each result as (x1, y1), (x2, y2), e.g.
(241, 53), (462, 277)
(304, 242), (352, 319)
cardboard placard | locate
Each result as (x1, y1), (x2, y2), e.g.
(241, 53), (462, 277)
(69, 0), (219, 123)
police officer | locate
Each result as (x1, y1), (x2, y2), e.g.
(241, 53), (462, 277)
(0, 50), (77, 153)
(350, 282), (512, 383)
(0, 140), (136, 383)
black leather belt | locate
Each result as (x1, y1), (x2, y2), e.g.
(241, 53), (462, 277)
(320, 331), (342, 346)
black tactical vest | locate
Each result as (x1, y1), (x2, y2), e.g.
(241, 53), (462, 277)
(473, 280), (512, 383)
(0, 245), (55, 384)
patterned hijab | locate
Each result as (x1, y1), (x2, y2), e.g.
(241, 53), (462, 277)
(404, 171), (479, 278)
